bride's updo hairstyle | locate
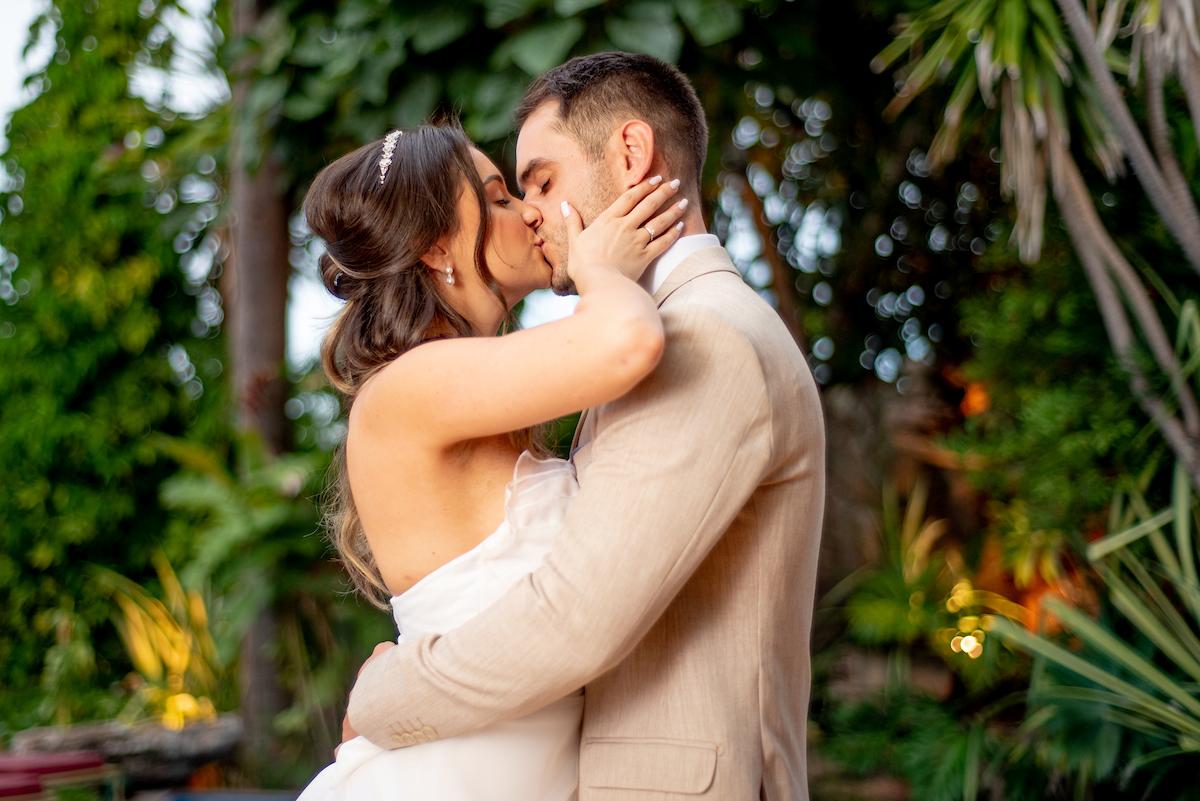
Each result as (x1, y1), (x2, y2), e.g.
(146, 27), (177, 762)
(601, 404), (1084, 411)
(304, 123), (544, 608)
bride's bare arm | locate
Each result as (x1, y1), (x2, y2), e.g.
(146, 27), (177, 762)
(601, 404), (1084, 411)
(352, 178), (687, 447)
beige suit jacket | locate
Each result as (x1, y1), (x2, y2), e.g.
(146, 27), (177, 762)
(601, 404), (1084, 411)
(348, 245), (826, 800)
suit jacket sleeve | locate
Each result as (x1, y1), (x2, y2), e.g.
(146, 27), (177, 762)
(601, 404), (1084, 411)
(347, 302), (779, 746)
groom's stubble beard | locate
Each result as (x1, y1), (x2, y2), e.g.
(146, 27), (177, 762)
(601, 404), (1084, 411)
(548, 162), (622, 296)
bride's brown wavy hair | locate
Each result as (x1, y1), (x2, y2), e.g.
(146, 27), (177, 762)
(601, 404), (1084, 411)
(304, 123), (546, 609)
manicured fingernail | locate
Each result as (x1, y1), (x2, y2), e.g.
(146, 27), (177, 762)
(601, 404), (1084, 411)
(675, 221), (684, 232)
(677, 198), (689, 210)
(560, 200), (571, 218)
(669, 178), (681, 190)
(648, 175), (663, 186)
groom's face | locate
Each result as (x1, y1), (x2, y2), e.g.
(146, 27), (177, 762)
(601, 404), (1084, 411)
(516, 101), (619, 295)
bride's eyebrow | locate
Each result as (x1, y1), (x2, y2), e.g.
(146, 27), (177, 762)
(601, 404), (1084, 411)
(481, 174), (511, 195)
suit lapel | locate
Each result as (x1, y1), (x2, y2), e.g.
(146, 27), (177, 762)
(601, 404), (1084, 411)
(570, 245), (742, 458)
(652, 245), (740, 307)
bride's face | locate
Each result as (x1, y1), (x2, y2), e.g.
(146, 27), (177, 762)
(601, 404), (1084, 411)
(445, 149), (551, 310)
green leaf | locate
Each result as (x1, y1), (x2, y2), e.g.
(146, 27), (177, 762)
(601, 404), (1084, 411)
(360, 46), (407, 106)
(675, 0), (743, 47)
(1087, 507), (1174, 560)
(282, 93), (330, 122)
(605, 16), (684, 63)
(390, 73), (442, 128)
(1115, 551), (1200, 657)
(1046, 598), (1200, 718)
(554, 0), (605, 14)
(245, 75), (289, 119)
(624, 1), (676, 23)
(497, 19), (586, 75)
(1176, 460), (1198, 596)
(485, 0), (543, 28)
(466, 73), (528, 141)
(991, 615), (1200, 735)
(253, 8), (294, 75)
(335, 0), (386, 29)
(1032, 685), (1192, 737)
(257, 20), (295, 75)
(997, 0), (1028, 77)
(411, 7), (475, 54)
(289, 26), (336, 67)
(1102, 566), (1200, 684)
(320, 33), (369, 81)
(283, 74), (340, 122)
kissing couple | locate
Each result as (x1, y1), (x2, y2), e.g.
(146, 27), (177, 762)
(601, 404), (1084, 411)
(296, 51), (826, 801)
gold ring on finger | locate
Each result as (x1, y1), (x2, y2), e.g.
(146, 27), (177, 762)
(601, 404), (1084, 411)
(645, 225), (656, 243)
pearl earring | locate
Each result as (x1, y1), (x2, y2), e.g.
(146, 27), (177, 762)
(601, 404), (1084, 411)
(443, 266), (455, 286)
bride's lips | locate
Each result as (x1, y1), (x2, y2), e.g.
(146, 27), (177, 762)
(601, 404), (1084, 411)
(533, 238), (553, 268)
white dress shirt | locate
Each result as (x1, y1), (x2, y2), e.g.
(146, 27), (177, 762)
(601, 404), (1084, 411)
(640, 233), (722, 294)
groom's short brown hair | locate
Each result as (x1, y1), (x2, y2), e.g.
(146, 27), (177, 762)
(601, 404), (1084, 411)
(515, 52), (709, 191)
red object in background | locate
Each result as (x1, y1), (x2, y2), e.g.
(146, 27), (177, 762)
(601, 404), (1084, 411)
(0, 752), (115, 799)
(0, 773), (48, 800)
(0, 751), (106, 779)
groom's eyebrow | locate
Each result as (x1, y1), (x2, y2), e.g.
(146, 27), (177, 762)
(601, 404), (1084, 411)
(518, 158), (555, 191)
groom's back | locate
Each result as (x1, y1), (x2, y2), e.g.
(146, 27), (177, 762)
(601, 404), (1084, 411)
(572, 246), (825, 801)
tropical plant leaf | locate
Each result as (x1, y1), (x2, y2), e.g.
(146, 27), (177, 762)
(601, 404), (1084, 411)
(675, 0), (743, 46)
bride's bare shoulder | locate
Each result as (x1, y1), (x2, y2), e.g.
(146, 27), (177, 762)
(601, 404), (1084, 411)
(348, 339), (455, 429)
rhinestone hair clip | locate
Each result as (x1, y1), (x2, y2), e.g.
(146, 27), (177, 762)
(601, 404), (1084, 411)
(379, 130), (402, 184)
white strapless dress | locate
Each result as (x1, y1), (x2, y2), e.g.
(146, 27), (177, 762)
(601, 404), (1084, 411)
(297, 452), (584, 801)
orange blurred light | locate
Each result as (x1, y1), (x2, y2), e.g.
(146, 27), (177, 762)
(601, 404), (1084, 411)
(961, 382), (990, 417)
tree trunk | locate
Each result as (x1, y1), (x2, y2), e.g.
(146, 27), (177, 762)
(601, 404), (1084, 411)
(228, 0), (291, 776)
(735, 174), (807, 351)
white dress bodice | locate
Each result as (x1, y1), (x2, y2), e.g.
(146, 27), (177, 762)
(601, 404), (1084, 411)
(297, 452), (584, 801)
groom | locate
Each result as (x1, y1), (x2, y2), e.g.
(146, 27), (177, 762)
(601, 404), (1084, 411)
(347, 52), (826, 800)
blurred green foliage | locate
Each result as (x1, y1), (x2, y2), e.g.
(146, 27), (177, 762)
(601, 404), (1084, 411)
(230, 0), (756, 197)
(154, 432), (394, 779)
(0, 0), (228, 716)
(817, 691), (992, 801)
(948, 244), (1142, 561)
(989, 303), (1200, 797)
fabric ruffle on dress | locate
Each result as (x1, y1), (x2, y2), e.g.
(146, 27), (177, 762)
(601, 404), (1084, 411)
(297, 451), (583, 801)
(388, 450), (578, 640)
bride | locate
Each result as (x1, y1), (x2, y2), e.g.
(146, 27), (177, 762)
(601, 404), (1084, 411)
(296, 123), (686, 800)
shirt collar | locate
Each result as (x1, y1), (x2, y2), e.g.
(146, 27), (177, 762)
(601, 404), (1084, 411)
(640, 234), (722, 294)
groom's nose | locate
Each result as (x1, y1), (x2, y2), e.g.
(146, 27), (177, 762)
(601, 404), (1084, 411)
(520, 199), (543, 229)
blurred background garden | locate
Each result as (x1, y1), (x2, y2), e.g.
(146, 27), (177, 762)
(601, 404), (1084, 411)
(0, 0), (1198, 798)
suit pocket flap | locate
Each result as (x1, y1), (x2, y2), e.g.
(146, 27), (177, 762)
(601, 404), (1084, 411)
(583, 737), (718, 795)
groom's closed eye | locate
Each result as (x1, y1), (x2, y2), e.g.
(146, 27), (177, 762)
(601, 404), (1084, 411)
(522, 177), (551, 200)
(518, 158), (556, 197)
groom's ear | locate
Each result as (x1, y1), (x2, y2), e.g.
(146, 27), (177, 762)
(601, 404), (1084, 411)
(613, 119), (656, 189)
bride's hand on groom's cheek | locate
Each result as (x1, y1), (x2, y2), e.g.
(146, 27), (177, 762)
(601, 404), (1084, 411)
(339, 641), (397, 750)
(563, 176), (686, 284)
